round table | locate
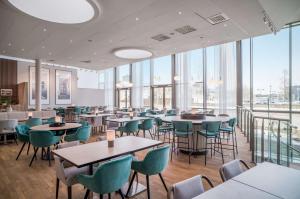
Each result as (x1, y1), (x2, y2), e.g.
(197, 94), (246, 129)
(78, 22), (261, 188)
(30, 123), (82, 131)
(160, 115), (231, 154)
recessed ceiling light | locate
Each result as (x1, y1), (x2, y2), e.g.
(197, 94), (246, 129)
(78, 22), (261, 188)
(70, 39), (73, 43)
(8, 43), (12, 46)
(109, 40), (113, 43)
(8, 0), (97, 24)
(114, 48), (152, 60)
(178, 11), (182, 15)
(43, 28), (47, 32)
(48, 52), (52, 55)
(2, 50), (6, 53)
(21, 48), (25, 51)
(135, 17), (139, 21)
(42, 46), (45, 49)
(223, 23), (227, 27)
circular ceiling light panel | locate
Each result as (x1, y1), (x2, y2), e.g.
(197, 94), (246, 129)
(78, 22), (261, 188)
(114, 48), (153, 59)
(8, 0), (96, 24)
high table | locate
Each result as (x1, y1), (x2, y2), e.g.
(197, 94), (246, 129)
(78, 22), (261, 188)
(160, 115), (231, 154)
(52, 136), (163, 197)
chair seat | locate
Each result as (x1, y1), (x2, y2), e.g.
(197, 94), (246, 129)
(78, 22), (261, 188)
(220, 127), (233, 132)
(65, 166), (89, 186)
(174, 131), (193, 137)
(198, 131), (219, 137)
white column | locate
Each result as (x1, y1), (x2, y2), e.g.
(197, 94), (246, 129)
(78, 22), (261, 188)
(35, 59), (41, 111)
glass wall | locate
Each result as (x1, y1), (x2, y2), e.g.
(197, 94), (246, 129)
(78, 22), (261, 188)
(116, 64), (131, 108)
(175, 49), (204, 111)
(103, 68), (114, 110)
(242, 39), (251, 108)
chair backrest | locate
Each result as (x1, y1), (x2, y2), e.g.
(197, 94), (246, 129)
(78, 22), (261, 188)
(169, 175), (214, 199)
(89, 155), (133, 194)
(173, 121), (193, 132)
(155, 117), (163, 127)
(124, 120), (139, 132)
(74, 106), (81, 114)
(25, 118), (42, 127)
(79, 120), (89, 127)
(54, 141), (80, 184)
(75, 125), (91, 142)
(202, 121), (221, 133)
(219, 159), (250, 182)
(15, 124), (30, 142)
(29, 130), (57, 147)
(140, 119), (153, 130)
(0, 119), (18, 133)
(228, 118), (236, 127)
(141, 145), (170, 175)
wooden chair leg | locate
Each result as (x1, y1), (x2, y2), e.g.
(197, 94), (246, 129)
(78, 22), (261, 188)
(146, 175), (150, 199)
(205, 137), (207, 166)
(108, 193), (111, 199)
(158, 173), (168, 192)
(47, 147), (51, 167)
(219, 137), (224, 164)
(56, 178), (59, 199)
(29, 147), (39, 167)
(118, 189), (125, 199)
(126, 171), (137, 197)
(84, 189), (90, 199)
(27, 143), (31, 155)
(16, 142), (26, 160)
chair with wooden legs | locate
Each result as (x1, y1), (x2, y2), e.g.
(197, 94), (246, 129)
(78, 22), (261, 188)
(115, 120), (139, 137)
(15, 124), (31, 160)
(138, 119), (154, 139)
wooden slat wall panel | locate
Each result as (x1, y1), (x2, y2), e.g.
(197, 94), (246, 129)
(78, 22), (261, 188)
(0, 58), (18, 104)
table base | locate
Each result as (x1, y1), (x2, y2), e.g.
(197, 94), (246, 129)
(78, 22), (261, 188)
(121, 181), (146, 197)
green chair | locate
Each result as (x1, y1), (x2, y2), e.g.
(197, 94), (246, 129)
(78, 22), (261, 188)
(138, 112), (147, 117)
(171, 121), (193, 164)
(116, 120), (139, 137)
(138, 119), (154, 139)
(197, 121), (223, 165)
(165, 109), (177, 116)
(220, 118), (238, 158)
(44, 117), (56, 124)
(77, 155), (133, 199)
(64, 125), (91, 143)
(29, 130), (61, 167)
(15, 124), (31, 160)
(66, 120), (88, 135)
(126, 145), (170, 199)
(155, 118), (173, 143)
(25, 118), (42, 127)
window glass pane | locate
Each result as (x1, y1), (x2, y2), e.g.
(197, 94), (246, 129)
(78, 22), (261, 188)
(153, 55), (172, 85)
(143, 87), (151, 108)
(165, 87), (172, 109)
(242, 39), (251, 108)
(98, 71), (105, 89)
(253, 28), (289, 111)
(292, 25), (300, 111)
(153, 87), (164, 109)
(117, 64), (130, 82)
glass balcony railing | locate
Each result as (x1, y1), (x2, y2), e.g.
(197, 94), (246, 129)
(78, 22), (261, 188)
(237, 106), (300, 169)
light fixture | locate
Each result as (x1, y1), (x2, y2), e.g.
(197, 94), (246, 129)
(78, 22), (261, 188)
(48, 52), (52, 55)
(8, 0), (97, 24)
(135, 17), (139, 21)
(114, 48), (152, 59)
(43, 28), (47, 32)
(42, 46), (45, 49)
(8, 43), (12, 46)
(262, 10), (278, 34)
(178, 11), (182, 15)
(21, 48), (25, 51)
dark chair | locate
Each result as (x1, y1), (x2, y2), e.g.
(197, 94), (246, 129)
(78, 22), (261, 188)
(126, 145), (170, 199)
(64, 125), (91, 143)
(15, 124), (31, 160)
(116, 120), (139, 137)
(219, 159), (250, 182)
(138, 119), (154, 139)
(168, 175), (214, 199)
(78, 155), (133, 199)
(197, 121), (222, 165)
(155, 118), (173, 143)
(171, 121), (193, 164)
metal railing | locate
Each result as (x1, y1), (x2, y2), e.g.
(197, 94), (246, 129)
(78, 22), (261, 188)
(237, 106), (300, 168)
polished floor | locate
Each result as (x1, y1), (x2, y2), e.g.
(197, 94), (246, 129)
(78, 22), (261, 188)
(0, 129), (252, 199)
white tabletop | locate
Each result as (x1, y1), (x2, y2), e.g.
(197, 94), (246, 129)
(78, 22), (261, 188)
(106, 117), (149, 123)
(160, 115), (230, 124)
(30, 123), (82, 131)
(232, 162), (300, 199)
(79, 113), (114, 118)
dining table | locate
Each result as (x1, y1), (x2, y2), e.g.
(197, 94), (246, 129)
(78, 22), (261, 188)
(52, 136), (163, 197)
(106, 117), (149, 126)
(79, 113), (114, 132)
(30, 122), (82, 132)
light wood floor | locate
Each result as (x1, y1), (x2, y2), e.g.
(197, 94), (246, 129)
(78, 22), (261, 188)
(0, 129), (252, 199)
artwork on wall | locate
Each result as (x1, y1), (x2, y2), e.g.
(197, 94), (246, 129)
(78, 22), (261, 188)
(29, 67), (50, 105)
(55, 70), (72, 104)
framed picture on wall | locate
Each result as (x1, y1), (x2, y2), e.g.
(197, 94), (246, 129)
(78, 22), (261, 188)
(29, 66), (50, 105)
(55, 70), (72, 104)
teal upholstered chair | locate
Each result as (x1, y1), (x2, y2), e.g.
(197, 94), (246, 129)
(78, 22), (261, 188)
(155, 118), (173, 143)
(116, 120), (139, 137)
(165, 109), (177, 116)
(64, 125), (91, 143)
(29, 130), (61, 167)
(15, 124), (31, 160)
(138, 119), (154, 139)
(126, 145), (170, 199)
(25, 118), (42, 127)
(220, 118), (238, 156)
(171, 121), (193, 164)
(66, 120), (88, 135)
(197, 121), (222, 165)
(43, 117), (56, 124)
(138, 112), (147, 117)
(77, 155), (133, 199)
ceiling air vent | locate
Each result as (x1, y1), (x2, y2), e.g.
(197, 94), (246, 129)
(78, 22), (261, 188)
(151, 34), (170, 41)
(48, 59), (55, 62)
(206, 13), (230, 25)
(175, 25), (197, 34)
(80, 60), (91, 64)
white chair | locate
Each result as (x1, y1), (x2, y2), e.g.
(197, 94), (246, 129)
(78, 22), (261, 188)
(219, 159), (250, 182)
(168, 175), (214, 199)
(0, 119), (18, 144)
(54, 141), (89, 199)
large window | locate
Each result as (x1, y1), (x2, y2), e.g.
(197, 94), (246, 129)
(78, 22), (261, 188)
(175, 49), (204, 111)
(242, 39), (251, 108)
(152, 55), (172, 85)
(116, 64), (130, 83)
(103, 68), (114, 110)
(116, 64), (131, 108)
(252, 28), (289, 110)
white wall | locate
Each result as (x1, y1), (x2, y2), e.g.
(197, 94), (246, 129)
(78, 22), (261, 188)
(17, 61), (105, 108)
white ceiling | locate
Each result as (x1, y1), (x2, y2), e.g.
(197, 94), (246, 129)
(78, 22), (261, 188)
(0, 0), (300, 70)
